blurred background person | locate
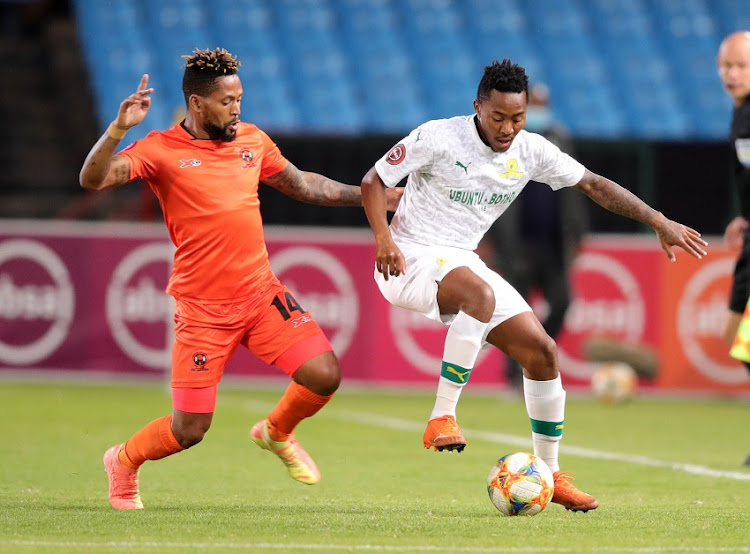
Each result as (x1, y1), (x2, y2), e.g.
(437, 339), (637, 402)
(716, 30), (750, 467)
(718, 31), (750, 357)
(481, 83), (588, 392)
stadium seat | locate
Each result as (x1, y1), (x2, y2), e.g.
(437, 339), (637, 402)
(72, 0), (745, 139)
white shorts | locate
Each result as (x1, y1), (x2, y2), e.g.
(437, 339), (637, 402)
(374, 241), (531, 344)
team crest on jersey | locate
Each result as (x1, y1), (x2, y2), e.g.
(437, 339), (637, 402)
(239, 148), (256, 169)
(386, 144), (406, 165)
(500, 159), (524, 179)
(191, 352), (209, 372)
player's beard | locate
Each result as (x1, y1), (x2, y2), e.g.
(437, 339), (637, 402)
(205, 119), (237, 142)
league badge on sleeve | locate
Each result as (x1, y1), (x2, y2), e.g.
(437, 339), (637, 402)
(386, 144), (406, 165)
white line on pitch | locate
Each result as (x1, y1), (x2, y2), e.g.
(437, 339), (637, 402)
(242, 400), (750, 482)
(1, 540), (749, 552)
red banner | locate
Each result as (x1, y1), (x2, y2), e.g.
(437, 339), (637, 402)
(1, 221), (747, 394)
(556, 238), (662, 385)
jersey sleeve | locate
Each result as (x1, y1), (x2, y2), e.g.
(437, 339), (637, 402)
(258, 130), (289, 180)
(528, 134), (585, 190)
(374, 125), (435, 187)
(118, 138), (158, 182)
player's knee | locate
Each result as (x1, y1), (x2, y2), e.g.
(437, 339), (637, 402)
(461, 282), (495, 321)
(521, 335), (558, 380)
(312, 361), (341, 396)
(176, 427), (208, 449)
(172, 418), (212, 449)
(294, 354), (341, 396)
(539, 335), (558, 366)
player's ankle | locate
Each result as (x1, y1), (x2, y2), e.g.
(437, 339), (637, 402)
(267, 421), (289, 442)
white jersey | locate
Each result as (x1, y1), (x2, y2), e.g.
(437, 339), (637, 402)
(374, 115), (586, 250)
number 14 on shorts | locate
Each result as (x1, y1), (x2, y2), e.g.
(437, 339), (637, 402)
(271, 291), (306, 321)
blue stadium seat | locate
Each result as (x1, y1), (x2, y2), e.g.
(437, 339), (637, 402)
(365, 85), (427, 133)
(73, 0), (746, 139)
(521, 0), (590, 36)
(715, 1), (750, 34)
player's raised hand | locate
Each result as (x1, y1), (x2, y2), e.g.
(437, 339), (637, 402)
(114, 74), (154, 129)
(654, 215), (708, 262)
(375, 238), (406, 281)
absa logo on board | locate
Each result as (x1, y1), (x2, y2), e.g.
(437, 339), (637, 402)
(106, 243), (174, 370)
(270, 247), (358, 357)
(558, 252), (646, 380)
(677, 258), (745, 384)
(0, 239), (74, 365)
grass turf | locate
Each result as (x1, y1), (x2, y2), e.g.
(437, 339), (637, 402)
(1, 380), (749, 553)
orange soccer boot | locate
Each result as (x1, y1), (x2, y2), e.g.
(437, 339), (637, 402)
(422, 415), (466, 452)
(250, 420), (321, 485)
(103, 444), (144, 510)
(551, 470), (599, 512)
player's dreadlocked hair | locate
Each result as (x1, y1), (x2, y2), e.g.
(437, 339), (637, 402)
(476, 59), (528, 102)
(181, 47), (241, 104)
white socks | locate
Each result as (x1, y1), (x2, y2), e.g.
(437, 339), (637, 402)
(523, 375), (566, 473)
(430, 311), (487, 420)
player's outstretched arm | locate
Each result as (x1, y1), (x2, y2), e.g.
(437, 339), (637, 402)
(574, 169), (708, 262)
(263, 164), (404, 210)
(263, 163), (361, 206)
(361, 165), (406, 280)
(79, 74), (153, 191)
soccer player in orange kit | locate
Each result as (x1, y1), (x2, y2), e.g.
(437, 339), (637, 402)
(79, 48), (401, 510)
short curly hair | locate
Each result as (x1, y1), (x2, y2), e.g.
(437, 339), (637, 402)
(181, 47), (241, 104)
(476, 59), (528, 102)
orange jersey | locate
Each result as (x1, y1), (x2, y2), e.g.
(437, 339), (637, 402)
(119, 122), (289, 301)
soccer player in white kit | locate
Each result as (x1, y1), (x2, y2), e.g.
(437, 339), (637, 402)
(361, 60), (708, 512)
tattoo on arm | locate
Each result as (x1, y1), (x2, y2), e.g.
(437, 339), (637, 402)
(263, 164), (362, 206)
(80, 130), (132, 190)
(111, 156), (130, 184)
(576, 171), (658, 226)
(299, 171), (362, 206)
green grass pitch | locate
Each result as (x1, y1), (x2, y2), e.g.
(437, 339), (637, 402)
(1, 379), (748, 553)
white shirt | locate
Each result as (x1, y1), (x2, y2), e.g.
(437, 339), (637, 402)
(374, 115), (586, 250)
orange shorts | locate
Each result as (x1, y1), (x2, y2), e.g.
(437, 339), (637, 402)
(170, 282), (332, 389)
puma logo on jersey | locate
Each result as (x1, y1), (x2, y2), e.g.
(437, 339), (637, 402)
(180, 158), (201, 168)
(455, 160), (471, 174)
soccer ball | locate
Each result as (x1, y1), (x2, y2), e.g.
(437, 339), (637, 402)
(590, 361), (638, 403)
(486, 452), (554, 516)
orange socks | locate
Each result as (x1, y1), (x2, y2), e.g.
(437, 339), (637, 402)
(116, 384), (331, 467)
(267, 382), (333, 441)
(118, 415), (185, 470)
